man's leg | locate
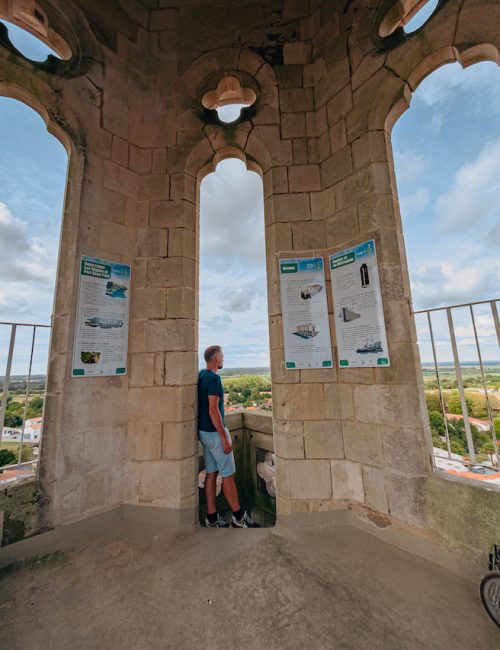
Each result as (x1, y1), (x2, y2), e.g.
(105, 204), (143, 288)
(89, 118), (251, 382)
(205, 471), (218, 515)
(221, 474), (240, 512)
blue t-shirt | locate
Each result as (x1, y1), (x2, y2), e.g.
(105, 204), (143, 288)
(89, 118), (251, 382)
(198, 369), (224, 432)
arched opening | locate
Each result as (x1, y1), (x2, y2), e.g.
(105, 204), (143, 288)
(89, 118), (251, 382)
(0, 96), (68, 482)
(197, 154), (275, 527)
(379, 0), (440, 37)
(392, 60), (500, 477)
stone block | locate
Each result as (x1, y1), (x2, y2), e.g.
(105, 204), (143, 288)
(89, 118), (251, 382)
(168, 228), (196, 259)
(166, 287), (196, 319)
(283, 42), (312, 65)
(288, 164), (321, 192)
(326, 85), (353, 124)
(329, 119), (347, 153)
(264, 167), (288, 197)
(147, 257), (195, 289)
(82, 470), (109, 513)
(137, 457), (197, 507)
(275, 65), (303, 89)
(310, 185), (335, 220)
(144, 319), (196, 352)
(290, 220), (326, 249)
(162, 420), (198, 460)
(130, 353), (155, 387)
(342, 420), (385, 467)
(385, 472), (426, 526)
(127, 422), (162, 461)
(139, 174), (170, 201)
(277, 458), (332, 500)
(150, 8), (177, 31)
(100, 219), (134, 256)
(280, 88), (314, 113)
(383, 427), (433, 476)
(154, 352), (165, 386)
(321, 146), (353, 188)
(272, 193), (311, 222)
(164, 351), (198, 386)
(136, 227), (168, 257)
(150, 200), (195, 230)
(103, 160), (139, 199)
(315, 58), (350, 107)
(152, 149), (167, 174)
(281, 113), (307, 139)
(324, 383), (354, 419)
(352, 385), (425, 428)
(304, 420), (344, 458)
(362, 465), (388, 513)
(292, 139), (308, 164)
(130, 288), (166, 320)
(326, 206), (359, 247)
(331, 460), (364, 502)
(351, 131), (389, 170)
(129, 145), (152, 174)
(274, 419), (305, 458)
(111, 135), (129, 167)
(273, 383), (326, 421)
(129, 386), (196, 423)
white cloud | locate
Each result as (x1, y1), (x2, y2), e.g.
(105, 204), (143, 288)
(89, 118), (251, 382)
(410, 259), (500, 310)
(0, 201), (58, 324)
(414, 61), (500, 110)
(399, 186), (430, 219)
(201, 314), (233, 329)
(434, 136), (500, 234)
(394, 150), (428, 185)
(219, 279), (263, 313)
(200, 158), (265, 272)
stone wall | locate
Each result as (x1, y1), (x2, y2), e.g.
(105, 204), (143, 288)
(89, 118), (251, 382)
(0, 0), (498, 537)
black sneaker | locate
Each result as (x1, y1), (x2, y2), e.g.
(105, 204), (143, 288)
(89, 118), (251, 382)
(204, 514), (229, 528)
(231, 511), (261, 528)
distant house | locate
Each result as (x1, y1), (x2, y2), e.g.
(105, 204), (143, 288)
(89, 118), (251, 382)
(23, 417), (43, 441)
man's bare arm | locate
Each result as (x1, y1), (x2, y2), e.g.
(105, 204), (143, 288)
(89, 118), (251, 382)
(208, 395), (232, 454)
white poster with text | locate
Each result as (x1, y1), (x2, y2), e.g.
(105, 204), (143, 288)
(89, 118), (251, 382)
(72, 256), (131, 377)
(329, 240), (390, 368)
(279, 257), (333, 370)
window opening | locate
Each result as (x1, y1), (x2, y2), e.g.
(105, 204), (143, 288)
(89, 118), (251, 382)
(0, 18), (69, 61)
(392, 61), (500, 478)
(198, 157), (275, 526)
(404, 0), (439, 33)
(0, 97), (68, 482)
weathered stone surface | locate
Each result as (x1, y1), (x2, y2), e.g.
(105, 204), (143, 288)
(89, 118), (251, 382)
(304, 420), (344, 459)
(331, 460), (364, 502)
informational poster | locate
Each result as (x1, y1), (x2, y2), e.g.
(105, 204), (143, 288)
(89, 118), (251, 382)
(72, 256), (131, 377)
(279, 257), (333, 370)
(329, 240), (390, 368)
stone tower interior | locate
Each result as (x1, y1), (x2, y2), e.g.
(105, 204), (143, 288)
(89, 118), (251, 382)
(0, 0), (499, 647)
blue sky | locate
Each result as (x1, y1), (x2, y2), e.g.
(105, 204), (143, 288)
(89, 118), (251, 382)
(0, 19), (499, 373)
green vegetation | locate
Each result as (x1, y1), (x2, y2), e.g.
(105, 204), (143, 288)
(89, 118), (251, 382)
(0, 394), (44, 428)
(222, 374), (272, 410)
(422, 364), (500, 390)
(0, 443), (34, 464)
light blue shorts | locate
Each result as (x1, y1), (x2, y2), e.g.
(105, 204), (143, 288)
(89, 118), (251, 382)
(198, 427), (236, 478)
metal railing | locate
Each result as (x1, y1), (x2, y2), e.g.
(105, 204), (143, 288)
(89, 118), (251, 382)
(0, 320), (50, 479)
(413, 299), (500, 471)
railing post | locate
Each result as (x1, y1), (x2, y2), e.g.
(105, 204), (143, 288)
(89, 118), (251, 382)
(427, 312), (452, 460)
(0, 324), (17, 443)
(446, 308), (476, 464)
(18, 326), (37, 466)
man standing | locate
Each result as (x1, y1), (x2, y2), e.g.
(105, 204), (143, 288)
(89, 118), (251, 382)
(198, 345), (260, 528)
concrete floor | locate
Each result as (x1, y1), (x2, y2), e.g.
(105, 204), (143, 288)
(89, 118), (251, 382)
(0, 521), (499, 650)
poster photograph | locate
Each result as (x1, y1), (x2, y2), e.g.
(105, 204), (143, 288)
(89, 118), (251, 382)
(329, 240), (390, 368)
(72, 256), (131, 377)
(279, 257), (333, 370)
